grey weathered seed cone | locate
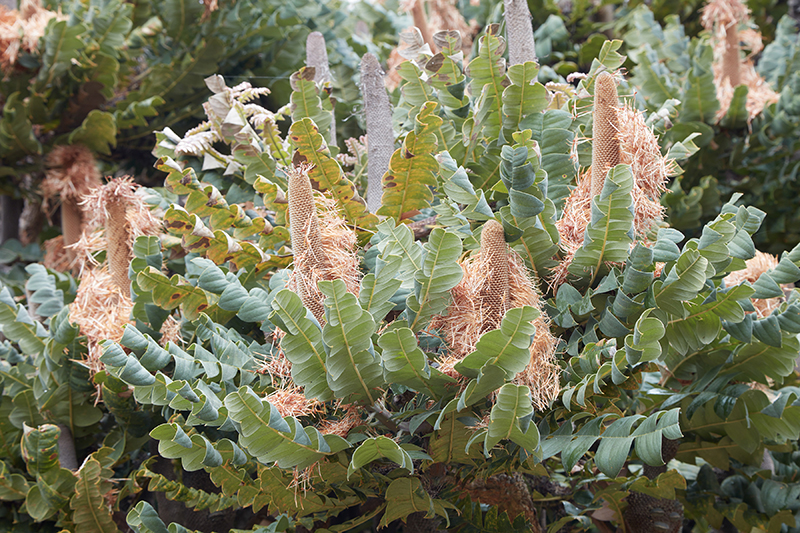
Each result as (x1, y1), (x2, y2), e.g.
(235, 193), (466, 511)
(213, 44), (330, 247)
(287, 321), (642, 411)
(360, 53), (394, 213)
(306, 31), (337, 147)
(306, 32), (331, 85)
(503, 0), (538, 65)
(590, 72), (621, 198)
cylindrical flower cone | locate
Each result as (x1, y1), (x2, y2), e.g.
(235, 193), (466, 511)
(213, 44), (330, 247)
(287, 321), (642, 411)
(590, 72), (621, 198)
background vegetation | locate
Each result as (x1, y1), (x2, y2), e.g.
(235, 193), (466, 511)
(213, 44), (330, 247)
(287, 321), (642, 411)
(1, 0), (799, 532)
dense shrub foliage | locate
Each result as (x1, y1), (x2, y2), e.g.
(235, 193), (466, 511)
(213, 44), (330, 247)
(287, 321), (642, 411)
(1, 1), (800, 532)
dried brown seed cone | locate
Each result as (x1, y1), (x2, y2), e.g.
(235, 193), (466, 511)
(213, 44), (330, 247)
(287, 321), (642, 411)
(410, 0), (435, 51)
(289, 166), (330, 324)
(722, 24), (741, 87)
(503, 0), (538, 65)
(360, 52), (394, 213)
(479, 220), (510, 332)
(106, 199), (132, 297)
(591, 72), (621, 198)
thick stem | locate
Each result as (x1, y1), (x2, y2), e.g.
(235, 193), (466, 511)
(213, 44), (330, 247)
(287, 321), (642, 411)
(479, 220), (510, 332)
(504, 0), (538, 65)
(722, 24), (741, 87)
(360, 53), (394, 213)
(590, 72), (621, 198)
(288, 167), (329, 324)
(410, 0), (435, 51)
(106, 199), (131, 297)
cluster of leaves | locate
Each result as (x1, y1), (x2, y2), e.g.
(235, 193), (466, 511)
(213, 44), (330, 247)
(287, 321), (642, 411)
(1, 7), (800, 533)
(614, 6), (800, 252)
(0, 0), (403, 234)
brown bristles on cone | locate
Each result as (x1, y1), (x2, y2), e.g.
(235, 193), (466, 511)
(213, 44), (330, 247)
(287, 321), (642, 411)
(287, 165), (360, 326)
(478, 220), (510, 333)
(0, 0), (64, 71)
(434, 222), (560, 409)
(591, 72), (621, 199)
(69, 267), (133, 378)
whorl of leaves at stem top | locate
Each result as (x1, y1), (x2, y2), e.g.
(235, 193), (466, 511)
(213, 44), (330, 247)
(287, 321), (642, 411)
(503, 0), (537, 65)
(590, 72), (621, 198)
(360, 53), (394, 213)
(478, 219), (510, 333)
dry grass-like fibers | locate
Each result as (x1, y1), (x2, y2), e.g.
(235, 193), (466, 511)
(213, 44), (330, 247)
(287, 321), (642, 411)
(74, 177), (162, 280)
(69, 267), (133, 377)
(266, 387), (325, 419)
(0, 0), (64, 71)
(701, 0), (779, 121)
(435, 221), (560, 410)
(287, 164), (360, 326)
(725, 250), (787, 317)
(551, 98), (672, 288)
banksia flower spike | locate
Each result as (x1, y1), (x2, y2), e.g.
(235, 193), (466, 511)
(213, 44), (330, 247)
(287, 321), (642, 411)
(503, 0), (537, 65)
(41, 145), (102, 271)
(287, 164), (360, 325)
(436, 220), (560, 409)
(553, 73), (673, 288)
(590, 72), (621, 199)
(701, 0), (779, 121)
(360, 53), (395, 213)
(70, 177), (161, 375)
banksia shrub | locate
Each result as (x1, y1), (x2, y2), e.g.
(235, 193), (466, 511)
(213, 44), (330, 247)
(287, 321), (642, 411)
(701, 0), (779, 120)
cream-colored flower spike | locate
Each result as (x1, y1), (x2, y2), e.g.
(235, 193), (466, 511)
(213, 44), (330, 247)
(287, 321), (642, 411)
(288, 165), (331, 325)
(287, 165), (361, 326)
(435, 220), (560, 410)
(590, 72), (621, 198)
(478, 220), (511, 333)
